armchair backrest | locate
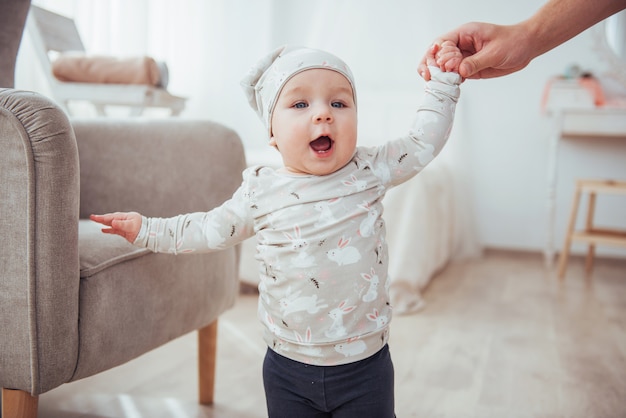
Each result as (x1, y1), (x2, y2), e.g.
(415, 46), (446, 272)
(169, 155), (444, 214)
(0, 0), (31, 87)
(73, 119), (246, 219)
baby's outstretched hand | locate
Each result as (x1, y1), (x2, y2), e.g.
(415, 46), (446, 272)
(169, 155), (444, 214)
(90, 212), (142, 243)
(420, 40), (463, 80)
(435, 40), (463, 73)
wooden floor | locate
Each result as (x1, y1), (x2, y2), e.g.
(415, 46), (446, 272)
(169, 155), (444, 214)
(35, 250), (626, 418)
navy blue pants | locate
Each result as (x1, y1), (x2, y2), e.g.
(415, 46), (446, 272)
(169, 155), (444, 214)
(263, 344), (395, 418)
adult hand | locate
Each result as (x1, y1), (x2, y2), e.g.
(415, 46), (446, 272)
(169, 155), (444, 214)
(418, 22), (533, 81)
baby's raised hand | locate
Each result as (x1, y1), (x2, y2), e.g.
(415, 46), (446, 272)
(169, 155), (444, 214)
(90, 212), (142, 243)
(435, 40), (463, 73)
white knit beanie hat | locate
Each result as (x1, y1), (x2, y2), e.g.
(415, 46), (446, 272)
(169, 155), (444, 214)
(240, 45), (356, 138)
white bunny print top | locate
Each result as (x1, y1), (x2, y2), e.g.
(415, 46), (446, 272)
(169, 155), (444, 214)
(134, 67), (461, 366)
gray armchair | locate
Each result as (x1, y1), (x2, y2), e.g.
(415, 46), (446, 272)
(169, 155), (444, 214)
(0, 89), (246, 417)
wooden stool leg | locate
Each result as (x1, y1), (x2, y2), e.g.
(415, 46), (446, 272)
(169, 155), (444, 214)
(198, 320), (218, 405)
(584, 192), (597, 276)
(585, 245), (596, 275)
(1, 388), (38, 418)
(558, 184), (582, 279)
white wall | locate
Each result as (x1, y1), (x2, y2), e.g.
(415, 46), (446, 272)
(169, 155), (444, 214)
(18, 0), (626, 258)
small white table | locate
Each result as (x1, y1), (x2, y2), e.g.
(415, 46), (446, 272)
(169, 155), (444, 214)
(544, 93), (626, 266)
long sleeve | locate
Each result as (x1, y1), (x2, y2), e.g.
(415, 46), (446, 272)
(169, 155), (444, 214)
(134, 183), (254, 254)
(409, 66), (461, 161)
(361, 66), (461, 188)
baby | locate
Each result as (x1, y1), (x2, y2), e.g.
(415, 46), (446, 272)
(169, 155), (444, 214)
(91, 41), (462, 417)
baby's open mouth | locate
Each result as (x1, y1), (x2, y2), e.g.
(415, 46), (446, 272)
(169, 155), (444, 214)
(310, 136), (333, 153)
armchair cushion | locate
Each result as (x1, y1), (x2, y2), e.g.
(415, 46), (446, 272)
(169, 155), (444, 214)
(79, 220), (150, 278)
(72, 247), (239, 381)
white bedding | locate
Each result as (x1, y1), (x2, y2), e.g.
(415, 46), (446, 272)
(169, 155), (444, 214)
(384, 157), (457, 314)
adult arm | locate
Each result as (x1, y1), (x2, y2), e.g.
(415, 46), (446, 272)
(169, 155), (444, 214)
(419, 0), (626, 80)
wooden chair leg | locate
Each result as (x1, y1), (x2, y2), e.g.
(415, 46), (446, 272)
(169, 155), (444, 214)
(1, 388), (38, 418)
(198, 320), (218, 405)
(558, 184), (582, 279)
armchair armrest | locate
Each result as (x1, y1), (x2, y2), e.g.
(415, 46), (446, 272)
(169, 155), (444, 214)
(72, 119), (246, 218)
(0, 89), (80, 394)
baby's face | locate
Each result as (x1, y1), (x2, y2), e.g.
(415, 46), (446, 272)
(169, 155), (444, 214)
(270, 68), (357, 176)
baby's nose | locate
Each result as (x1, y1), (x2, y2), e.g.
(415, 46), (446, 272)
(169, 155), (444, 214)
(313, 105), (333, 123)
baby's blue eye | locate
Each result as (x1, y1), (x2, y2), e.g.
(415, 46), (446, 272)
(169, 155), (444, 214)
(332, 102), (345, 108)
(294, 102), (308, 109)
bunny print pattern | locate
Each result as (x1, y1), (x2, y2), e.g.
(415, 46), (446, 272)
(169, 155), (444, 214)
(134, 67), (461, 366)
